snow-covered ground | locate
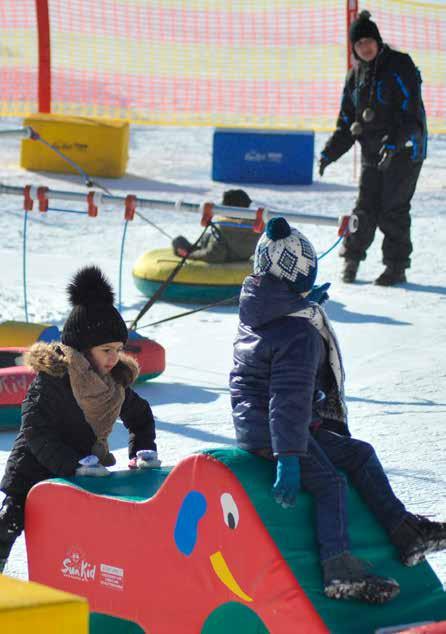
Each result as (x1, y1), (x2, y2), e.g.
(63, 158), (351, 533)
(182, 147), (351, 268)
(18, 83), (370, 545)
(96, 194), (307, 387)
(0, 120), (445, 586)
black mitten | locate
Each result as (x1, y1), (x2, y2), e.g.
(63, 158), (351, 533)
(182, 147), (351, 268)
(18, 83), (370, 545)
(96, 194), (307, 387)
(172, 235), (193, 257)
(377, 135), (397, 171)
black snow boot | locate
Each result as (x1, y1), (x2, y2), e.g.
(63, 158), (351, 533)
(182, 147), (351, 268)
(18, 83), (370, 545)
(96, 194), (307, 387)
(374, 265), (406, 286)
(390, 514), (446, 566)
(322, 552), (400, 604)
(0, 539), (15, 573)
(342, 259), (360, 283)
(0, 496), (24, 543)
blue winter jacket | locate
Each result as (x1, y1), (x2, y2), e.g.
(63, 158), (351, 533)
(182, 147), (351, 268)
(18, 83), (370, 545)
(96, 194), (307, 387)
(230, 274), (337, 457)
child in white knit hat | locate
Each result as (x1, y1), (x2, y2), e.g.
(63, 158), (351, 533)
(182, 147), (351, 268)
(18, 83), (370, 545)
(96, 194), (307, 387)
(230, 216), (446, 604)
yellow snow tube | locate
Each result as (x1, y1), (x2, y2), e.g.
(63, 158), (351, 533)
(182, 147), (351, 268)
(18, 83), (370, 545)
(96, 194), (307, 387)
(0, 321), (60, 347)
(132, 248), (252, 304)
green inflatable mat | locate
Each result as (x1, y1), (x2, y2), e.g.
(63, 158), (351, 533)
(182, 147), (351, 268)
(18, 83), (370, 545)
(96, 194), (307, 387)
(55, 449), (446, 633)
(205, 448), (446, 634)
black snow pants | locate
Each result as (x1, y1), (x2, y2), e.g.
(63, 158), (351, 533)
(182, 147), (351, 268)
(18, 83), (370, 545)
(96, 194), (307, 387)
(341, 150), (423, 269)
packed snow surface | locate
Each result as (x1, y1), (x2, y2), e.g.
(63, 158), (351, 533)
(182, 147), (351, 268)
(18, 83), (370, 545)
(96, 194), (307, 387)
(0, 121), (445, 585)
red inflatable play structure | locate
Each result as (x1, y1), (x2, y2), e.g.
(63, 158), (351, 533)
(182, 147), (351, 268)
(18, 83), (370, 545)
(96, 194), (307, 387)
(25, 449), (446, 633)
(26, 453), (326, 633)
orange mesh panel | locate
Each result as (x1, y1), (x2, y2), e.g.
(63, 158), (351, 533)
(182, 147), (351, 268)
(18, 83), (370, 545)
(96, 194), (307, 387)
(0, 0), (444, 132)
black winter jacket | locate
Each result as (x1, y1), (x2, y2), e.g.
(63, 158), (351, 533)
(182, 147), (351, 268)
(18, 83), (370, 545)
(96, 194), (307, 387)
(322, 45), (427, 166)
(1, 344), (157, 499)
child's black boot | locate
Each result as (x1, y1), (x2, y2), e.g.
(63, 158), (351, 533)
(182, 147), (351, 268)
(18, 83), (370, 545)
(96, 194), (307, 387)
(0, 496), (24, 571)
(0, 496), (24, 542)
(390, 514), (446, 566)
(323, 552), (400, 604)
(0, 539), (15, 573)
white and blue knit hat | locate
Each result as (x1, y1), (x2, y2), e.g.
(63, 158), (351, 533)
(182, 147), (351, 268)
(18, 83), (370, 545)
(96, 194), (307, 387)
(253, 217), (318, 293)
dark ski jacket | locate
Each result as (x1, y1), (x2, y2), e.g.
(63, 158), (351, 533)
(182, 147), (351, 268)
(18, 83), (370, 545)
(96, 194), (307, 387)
(1, 343), (157, 499)
(230, 274), (348, 457)
(322, 45), (427, 166)
(189, 216), (260, 263)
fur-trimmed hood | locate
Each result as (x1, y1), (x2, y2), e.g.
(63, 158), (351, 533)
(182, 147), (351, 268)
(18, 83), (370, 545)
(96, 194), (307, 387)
(25, 342), (139, 387)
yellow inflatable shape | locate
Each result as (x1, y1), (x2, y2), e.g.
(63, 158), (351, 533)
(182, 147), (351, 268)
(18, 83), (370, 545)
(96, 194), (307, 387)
(0, 321), (55, 347)
(0, 575), (88, 633)
(210, 551), (253, 602)
(133, 248), (252, 286)
(21, 113), (129, 178)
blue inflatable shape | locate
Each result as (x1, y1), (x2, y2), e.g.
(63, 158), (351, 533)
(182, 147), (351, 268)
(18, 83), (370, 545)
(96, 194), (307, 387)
(174, 490), (207, 556)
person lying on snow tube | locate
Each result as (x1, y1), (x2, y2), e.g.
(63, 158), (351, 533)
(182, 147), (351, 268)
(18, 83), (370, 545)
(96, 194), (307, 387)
(172, 189), (260, 263)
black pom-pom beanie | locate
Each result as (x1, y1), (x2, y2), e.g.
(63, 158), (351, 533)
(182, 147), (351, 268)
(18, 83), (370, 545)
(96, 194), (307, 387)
(349, 11), (383, 49)
(61, 266), (128, 351)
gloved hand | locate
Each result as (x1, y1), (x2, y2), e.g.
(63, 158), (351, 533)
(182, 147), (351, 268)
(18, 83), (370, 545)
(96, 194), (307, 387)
(318, 153), (331, 177)
(377, 135), (397, 171)
(172, 235), (193, 258)
(75, 455), (110, 477)
(307, 282), (331, 305)
(128, 450), (161, 470)
(272, 455), (301, 508)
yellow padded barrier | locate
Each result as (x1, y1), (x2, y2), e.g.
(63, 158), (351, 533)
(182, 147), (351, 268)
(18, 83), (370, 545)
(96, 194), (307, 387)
(0, 575), (88, 633)
(21, 113), (129, 178)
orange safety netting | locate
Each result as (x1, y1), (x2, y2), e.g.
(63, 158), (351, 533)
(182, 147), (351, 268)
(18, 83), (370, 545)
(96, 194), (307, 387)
(0, 0), (445, 132)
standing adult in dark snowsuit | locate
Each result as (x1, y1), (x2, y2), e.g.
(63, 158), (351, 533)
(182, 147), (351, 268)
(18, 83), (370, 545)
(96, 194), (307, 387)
(319, 11), (427, 285)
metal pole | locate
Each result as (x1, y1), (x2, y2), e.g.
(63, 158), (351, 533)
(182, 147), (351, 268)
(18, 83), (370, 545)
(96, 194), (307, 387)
(0, 183), (348, 229)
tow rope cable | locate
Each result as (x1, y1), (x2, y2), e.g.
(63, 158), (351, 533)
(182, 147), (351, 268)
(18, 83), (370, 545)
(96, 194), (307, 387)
(133, 230), (348, 331)
(129, 223), (211, 331)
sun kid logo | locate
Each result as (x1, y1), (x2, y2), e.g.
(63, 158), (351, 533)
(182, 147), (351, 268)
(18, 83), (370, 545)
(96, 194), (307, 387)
(61, 547), (96, 582)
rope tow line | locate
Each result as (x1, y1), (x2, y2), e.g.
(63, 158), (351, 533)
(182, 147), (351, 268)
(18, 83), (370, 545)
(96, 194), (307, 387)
(133, 296), (238, 330)
(128, 219), (212, 331)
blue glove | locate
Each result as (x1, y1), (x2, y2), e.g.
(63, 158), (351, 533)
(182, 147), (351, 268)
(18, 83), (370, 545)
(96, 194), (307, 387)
(273, 455), (301, 508)
(307, 282), (331, 305)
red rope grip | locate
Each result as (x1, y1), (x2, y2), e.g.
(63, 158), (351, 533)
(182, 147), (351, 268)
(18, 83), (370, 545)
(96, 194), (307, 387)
(86, 191), (101, 217)
(125, 195), (136, 220)
(338, 215), (350, 237)
(37, 186), (49, 212)
(200, 202), (214, 227)
(253, 208), (266, 234)
(23, 185), (35, 211)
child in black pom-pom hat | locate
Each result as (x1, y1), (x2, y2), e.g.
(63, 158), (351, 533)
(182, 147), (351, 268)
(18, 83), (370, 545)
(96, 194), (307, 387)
(230, 217), (446, 604)
(0, 266), (160, 573)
